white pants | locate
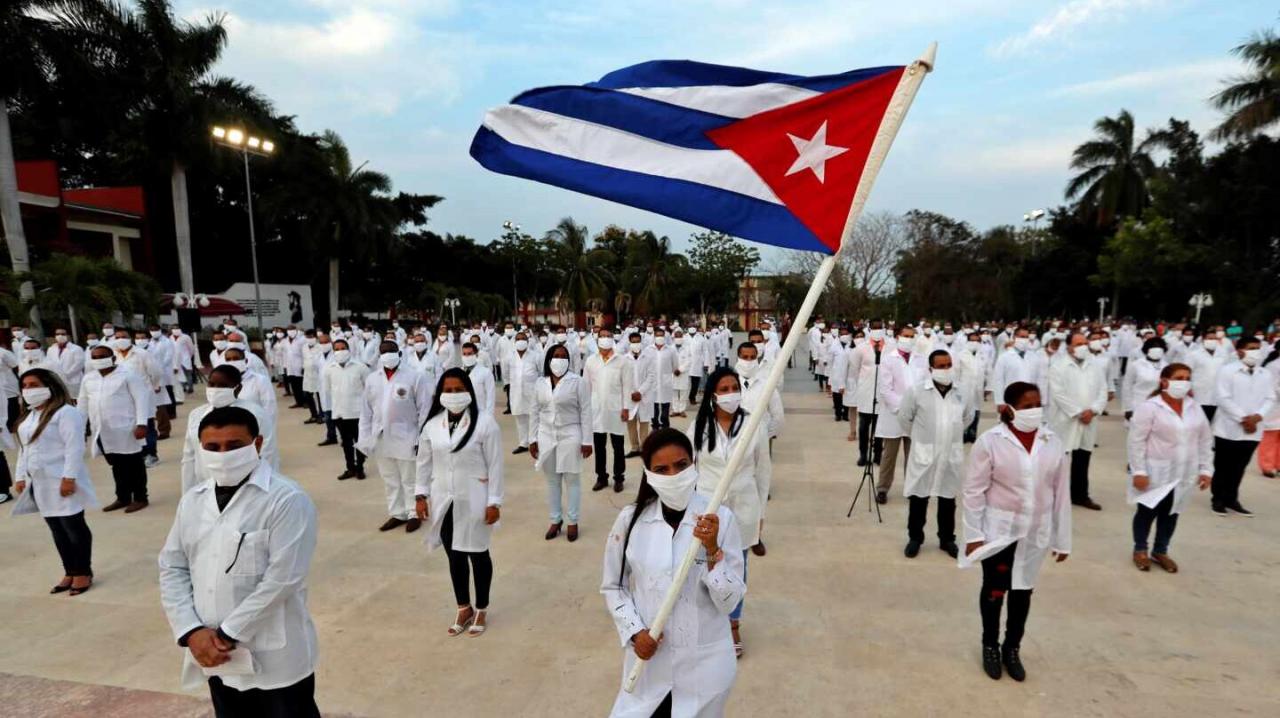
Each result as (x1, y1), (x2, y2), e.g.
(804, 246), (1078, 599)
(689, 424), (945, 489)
(377, 456), (417, 520)
(515, 414), (531, 448)
(672, 388), (688, 415)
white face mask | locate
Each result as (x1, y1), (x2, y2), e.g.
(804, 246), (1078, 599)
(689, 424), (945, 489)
(1203, 339), (1219, 351)
(654, 336), (666, 347)
(555, 333), (568, 344)
(199, 444), (261, 487)
(598, 337), (614, 351)
(379, 352), (401, 369)
(1165, 380), (1191, 399)
(23, 349), (41, 361)
(1011, 407), (1043, 432)
(715, 391), (742, 413)
(629, 342), (642, 354)
(1241, 349), (1262, 367)
(1071, 345), (1090, 361)
(413, 342), (428, 354)
(1013, 337), (1029, 352)
(839, 335), (851, 346)
(226, 360), (248, 373)
(514, 339), (528, 352)
(931, 368), (954, 386)
(736, 358), (759, 378)
(89, 356), (114, 371)
(897, 336), (915, 352)
(22, 387), (52, 407)
(135, 338), (150, 349)
(549, 357), (570, 377)
(644, 464), (699, 511)
(213, 340), (228, 351)
(967, 341), (980, 353)
(1088, 340), (1103, 352)
(306, 338), (317, 347)
(55, 334), (69, 344)
(286, 329), (298, 338)
(206, 387), (237, 408)
(460, 353), (478, 367)
(674, 337), (685, 346)
(505, 328), (515, 337)
(1146, 347), (1165, 361)
(149, 330), (161, 339)
(114, 337), (133, 350)
(333, 350), (351, 363)
(869, 329), (885, 341)
(440, 392), (472, 413)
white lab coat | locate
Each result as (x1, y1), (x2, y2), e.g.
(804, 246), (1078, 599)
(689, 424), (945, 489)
(653, 345), (677, 404)
(874, 351), (928, 439)
(689, 418), (771, 547)
(1186, 346), (1228, 406)
(464, 364), (496, 414)
(180, 398), (276, 493)
(434, 337), (458, 371)
(10, 405), (97, 517)
(739, 375), (783, 439)
(1048, 356), (1109, 451)
(959, 424), (1071, 589)
(158, 463), (318, 691)
(601, 493), (745, 718)
(358, 367), (432, 460)
(414, 410), (505, 552)
(77, 366), (150, 456)
(49, 342), (86, 394)
(150, 337), (176, 387)
(1127, 395), (1214, 513)
(281, 337), (306, 376)
(116, 348), (163, 414)
(1212, 361), (1276, 441)
(586, 351), (627, 436)
(989, 349), (1036, 405)
(503, 350), (541, 416)
(530, 373), (593, 474)
(624, 348), (657, 423)
(406, 347), (438, 387)
(0, 348), (17, 399)
(674, 341), (695, 391)
(954, 347), (986, 420)
(845, 340), (893, 412)
(1122, 358), (1167, 414)
(899, 381), (969, 499)
(321, 361), (371, 420)
(301, 343), (325, 393)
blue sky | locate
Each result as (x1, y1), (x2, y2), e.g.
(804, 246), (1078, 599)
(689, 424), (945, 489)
(177, 0), (1273, 264)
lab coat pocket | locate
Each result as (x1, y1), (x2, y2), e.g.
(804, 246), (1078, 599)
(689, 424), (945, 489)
(911, 443), (935, 467)
(226, 529), (269, 577)
(982, 507), (1015, 541)
(248, 606), (288, 652)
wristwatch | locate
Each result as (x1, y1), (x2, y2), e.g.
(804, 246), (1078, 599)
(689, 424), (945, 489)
(707, 547), (724, 568)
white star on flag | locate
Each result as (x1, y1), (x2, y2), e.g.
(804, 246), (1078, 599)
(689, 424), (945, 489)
(784, 121), (849, 183)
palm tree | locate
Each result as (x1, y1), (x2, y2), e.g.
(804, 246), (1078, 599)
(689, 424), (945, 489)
(545, 217), (612, 316)
(21, 253), (160, 332)
(1211, 27), (1280, 141)
(49, 0), (273, 297)
(628, 231), (685, 315)
(1065, 110), (1169, 226)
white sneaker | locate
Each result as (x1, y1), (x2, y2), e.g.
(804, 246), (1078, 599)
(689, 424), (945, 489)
(0, 493), (10, 505)
(144, 455), (160, 468)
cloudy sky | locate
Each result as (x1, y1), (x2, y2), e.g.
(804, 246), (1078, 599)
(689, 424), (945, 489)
(176, 0), (1271, 257)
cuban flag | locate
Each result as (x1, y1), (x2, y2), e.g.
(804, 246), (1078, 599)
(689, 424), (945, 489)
(469, 60), (908, 254)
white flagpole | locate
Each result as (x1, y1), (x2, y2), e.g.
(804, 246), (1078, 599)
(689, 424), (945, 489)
(624, 42), (938, 694)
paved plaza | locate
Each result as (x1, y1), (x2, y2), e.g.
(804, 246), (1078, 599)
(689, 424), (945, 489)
(0, 359), (1277, 717)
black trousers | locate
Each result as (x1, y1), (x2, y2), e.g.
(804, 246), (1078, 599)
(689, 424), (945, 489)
(857, 412), (883, 463)
(1212, 437), (1258, 507)
(963, 411), (980, 444)
(688, 375), (702, 406)
(441, 506), (493, 609)
(308, 391), (323, 420)
(594, 432), (625, 483)
(979, 542), (1031, 649)
(831, 391), (849, 421)
(44, 511), (92, 577)
(652, 402), (671, 430)
(285, 375), (305, 404)
(6, 396), (17, 432)
(1069, 449), (1093, 503)
(103, 450), (148, 503)
(335, 418), (364, 470)
(1133, 491), (1179, 554)
(209, 673), (320, 718)
(0, 450), (11, 494)
(907, 496), (955, 544)
(1201, 404), (1217, 423)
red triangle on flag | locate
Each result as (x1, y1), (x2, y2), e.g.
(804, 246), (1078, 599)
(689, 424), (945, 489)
(706, 68), (904, 252)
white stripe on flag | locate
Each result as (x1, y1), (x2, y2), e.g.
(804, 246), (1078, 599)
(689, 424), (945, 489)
(483, 104), (782, 204)
(617, 83), (820, 118)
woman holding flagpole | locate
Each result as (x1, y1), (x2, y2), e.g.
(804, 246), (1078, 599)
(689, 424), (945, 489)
(601, 428), (745, 717)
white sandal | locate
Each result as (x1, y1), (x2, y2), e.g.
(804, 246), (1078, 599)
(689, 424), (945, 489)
(448, 606), (474, 637)
(468, 609), (488, 637)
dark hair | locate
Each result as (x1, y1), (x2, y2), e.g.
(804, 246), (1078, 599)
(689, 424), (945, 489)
(379, 340), (399, 354)
(736, 341), (758, 357)
(619, 428), (695, 584)
(17, 369), (72, 444)
(1151, 362), (1192, 397)
(927, 349), (950, 368)
(425, 368), (478, 452)
(1141, 337), (1167, 354)
(693, 367), (744, 453)
(543, 343), (570, 377)
(1001, 381), (1040, 422)
(1237, 335), (1262, 350)
(209, 364), (243, 385)
(461, 341), (477, 354)
(198, 406), (260, 438)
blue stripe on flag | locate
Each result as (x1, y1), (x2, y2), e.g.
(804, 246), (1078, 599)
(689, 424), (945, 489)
(470, 127), (830, 254)
(512, 86), (732, 150)
(588, 60), (902, 94)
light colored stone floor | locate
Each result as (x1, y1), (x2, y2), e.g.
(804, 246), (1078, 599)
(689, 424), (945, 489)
(1, 358), (1277, 717)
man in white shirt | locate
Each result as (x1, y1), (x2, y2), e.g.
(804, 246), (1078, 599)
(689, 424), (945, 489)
(875, 326), (929, 503)
(79, 344), (151, 512)
(114, 329), (164, 467)
(503, 332), (541, 453)
(48, 327), (85, 396)
(622, 332), (656, 457)
(585, 329), (627, 492)
(651, 328), (677, 429)
(460, 341), (495, 414)
(1049, 334), (1109, 510)
(1211, 336), (1276, 516)
(358, 341), (432, 533)
(321, 339), (369, 480)
(989, 327), (1036, 413)
(180, 364), (275, 493)
(159, 406), (320, 717)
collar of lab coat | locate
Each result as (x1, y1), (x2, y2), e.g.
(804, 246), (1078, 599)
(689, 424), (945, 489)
(990, 421), (1053, 451)
(191, 459), (273, 495)
(636, 492), (708, 525)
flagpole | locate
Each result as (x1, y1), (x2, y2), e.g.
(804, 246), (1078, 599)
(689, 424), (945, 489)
(624, 41), (937, 694)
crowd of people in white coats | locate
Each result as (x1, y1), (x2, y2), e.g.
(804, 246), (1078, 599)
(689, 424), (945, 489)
(1, 311), (1277, 716)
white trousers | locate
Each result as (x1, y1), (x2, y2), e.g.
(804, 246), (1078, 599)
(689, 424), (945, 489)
(377, 456), (417, 520)
(672, 388), (688, 415)
(515, 414), (531, 448)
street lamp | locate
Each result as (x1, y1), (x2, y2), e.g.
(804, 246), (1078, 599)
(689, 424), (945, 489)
(1023, 208), (1046, 228)
(1096, 296), (1109, 325)
(444, 297), (461, 326)
(212, 124), (276, 340)
(502, 220), (521, 322)
(1189, 292), (1213, 325)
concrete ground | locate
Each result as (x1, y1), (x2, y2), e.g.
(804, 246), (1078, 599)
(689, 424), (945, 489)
(0, 356), (1277, 717)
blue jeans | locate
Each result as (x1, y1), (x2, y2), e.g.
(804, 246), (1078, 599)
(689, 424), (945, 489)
(1133, 491), (1179, 554)
(544, 463), (581, 523)
(730, 549), (749, 620)
(144, 418), (158, 457)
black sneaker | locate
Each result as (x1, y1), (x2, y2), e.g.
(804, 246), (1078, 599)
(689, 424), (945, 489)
(613, 479), (625, 493)
(875, 491), (887, 505)
(512, 446), (529, 455)
(940, 541), (959, 559)
(337, 470), (356, 481)
(904, 541), (921, 558)
(1002, 645), (1026, 682)
(983, 645), (1002, 680)
(1227, 502), (1254, 517)
(591, 479), (609, 492)
(624, 450), (641, 459)
(1211, 503), (1229, 517)
(317, 438), (337, 447)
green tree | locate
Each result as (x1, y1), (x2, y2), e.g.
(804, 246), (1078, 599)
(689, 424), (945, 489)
(1065, 110), (1170, 226)
(686, 231), (760, 318)
(1211, 25), (1280, 141)
(21, 254), (161, 332)
(627, 231), (686, 316)
(1092, 211), (1208, 315)
(545, 217), (613, 317)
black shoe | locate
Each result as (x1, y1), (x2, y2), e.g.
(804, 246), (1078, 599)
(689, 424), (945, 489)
(983, 645), (1002, 680)
(613, 479), (625, 493)
(545, 522), (562, 540)
(355, 468), (366, 480)
(1227, 502), (1254, 517)
(1073, 499), (1102, 511)
(337, 470), (356, 481)
(1212, 503), (1228, 517)
(624, 450), (641, 459)
(317, 438), (338, 447)
(512, 446), (529, 455)
(1002, 645), (1026, 682)
(856, 457), (867, 467)
(940, 541), (959, 559)
(379, 517), (407, 532)
(592, 479), (609, 492)
(904, 541), (921, 558)
(875, 491), (887, 505)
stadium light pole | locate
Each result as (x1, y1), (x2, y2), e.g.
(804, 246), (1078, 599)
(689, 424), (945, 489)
(212, 125), (275, 340)
(502, 220), (521, 323)
(1189, 292), (1213, 325)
